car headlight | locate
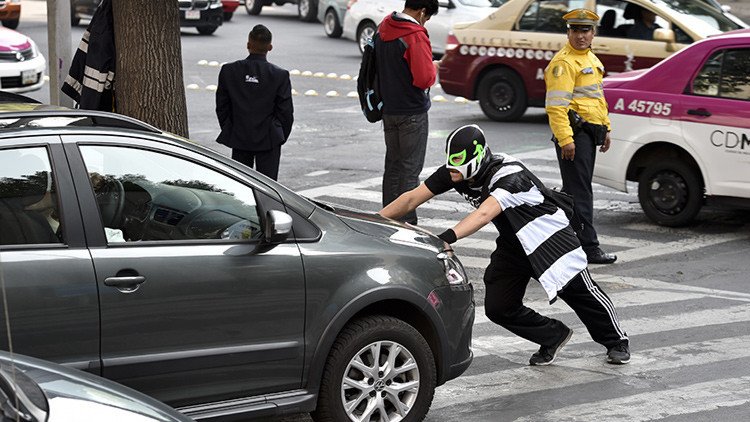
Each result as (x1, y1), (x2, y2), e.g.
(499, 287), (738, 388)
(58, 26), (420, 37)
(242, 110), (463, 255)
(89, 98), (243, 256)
(437, 249), (468, 286)
(29, 40), (39, 59)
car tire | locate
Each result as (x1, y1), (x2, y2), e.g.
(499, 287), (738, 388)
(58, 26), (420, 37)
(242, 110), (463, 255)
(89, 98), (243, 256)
(1, 19), (19, 30)
(197, 25), (218, 35)
(638, 160), (703, 227)
(245, 0), (263, 15)
(298, 0), (317, 22)
(357, 21), (377, 55)
(324, 8), (342, 38)
(312, 315), (436, 422)
(223, 11), (234, 21)
(477, 68), (528, 122)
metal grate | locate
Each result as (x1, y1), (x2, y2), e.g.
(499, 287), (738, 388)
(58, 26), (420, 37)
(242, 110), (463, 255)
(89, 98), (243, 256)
(0, 48), (34, 62)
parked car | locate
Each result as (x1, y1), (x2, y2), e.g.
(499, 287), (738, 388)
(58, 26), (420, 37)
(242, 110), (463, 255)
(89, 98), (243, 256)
(594, 29), (750, 227)
(438, 0), (746, 121)
(0, 103), (474, 421)
(318, 0), (348, 37)
(71, 0), (100, 26)
(222, 0), (240, 20)
(343, 0), (506, 55)
(179, 0), (224, 34)
(0, 28), (45, 93)
(0, 351), (192, 422)
(242, 0), (318, 21)
(0, 0), (20, 30)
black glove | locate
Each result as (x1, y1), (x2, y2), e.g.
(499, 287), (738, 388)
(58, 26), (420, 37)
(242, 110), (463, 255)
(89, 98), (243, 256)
(437, 228), (457, 244)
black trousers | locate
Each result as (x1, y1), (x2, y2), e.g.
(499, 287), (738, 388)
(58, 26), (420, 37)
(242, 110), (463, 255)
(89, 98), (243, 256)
(232, 147), (281, 181)
(555, 129), (599, 253)
(484, 247), (628, 350)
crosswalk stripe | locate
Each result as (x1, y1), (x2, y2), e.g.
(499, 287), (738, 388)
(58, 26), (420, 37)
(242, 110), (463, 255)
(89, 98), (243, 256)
(470, 302), (750, 358)
(472, 288), (707, 325)
(514, 375), (750, 422)
(432, 335), (750, 410)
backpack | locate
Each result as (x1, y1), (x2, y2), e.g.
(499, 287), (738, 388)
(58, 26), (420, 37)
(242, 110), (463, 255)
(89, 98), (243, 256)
(483, 160), (583, 234)
(357, 33), (383, 123)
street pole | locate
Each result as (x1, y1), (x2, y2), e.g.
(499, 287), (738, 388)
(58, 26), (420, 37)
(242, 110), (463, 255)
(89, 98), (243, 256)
(46, 0), (74, 107)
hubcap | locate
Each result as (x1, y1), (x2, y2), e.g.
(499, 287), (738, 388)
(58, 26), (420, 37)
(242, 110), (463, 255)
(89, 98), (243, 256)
(648, 170), (688, 215)
(299, 0), (309, 17)
(359, 26), (375, 52)
(490, 80), (514, 111)
(325, 12), (336, 34)
(341, 340), (420, 422)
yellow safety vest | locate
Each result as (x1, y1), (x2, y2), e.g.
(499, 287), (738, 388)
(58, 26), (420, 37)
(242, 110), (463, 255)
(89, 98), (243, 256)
(544, 42), (611, 147)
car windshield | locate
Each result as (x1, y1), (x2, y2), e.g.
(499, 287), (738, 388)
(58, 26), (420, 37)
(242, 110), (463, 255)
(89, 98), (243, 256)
(654, 0), (742, 33)
(456, 0), (504, 8)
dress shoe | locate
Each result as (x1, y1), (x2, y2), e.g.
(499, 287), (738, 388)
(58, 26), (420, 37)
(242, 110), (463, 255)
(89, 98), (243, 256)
(587, 248), (617, 264)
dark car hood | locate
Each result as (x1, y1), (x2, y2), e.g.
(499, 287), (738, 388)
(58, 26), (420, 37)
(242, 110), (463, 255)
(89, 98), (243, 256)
(320, 201), (445, 252)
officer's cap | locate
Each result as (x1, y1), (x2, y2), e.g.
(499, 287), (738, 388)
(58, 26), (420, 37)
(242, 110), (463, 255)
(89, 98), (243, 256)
(563, 8), (599, 30)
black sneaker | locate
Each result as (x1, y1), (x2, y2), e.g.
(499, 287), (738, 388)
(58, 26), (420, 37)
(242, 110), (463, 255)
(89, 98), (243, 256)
(529, 327), (573, 366)
(607, 342), (630, 364)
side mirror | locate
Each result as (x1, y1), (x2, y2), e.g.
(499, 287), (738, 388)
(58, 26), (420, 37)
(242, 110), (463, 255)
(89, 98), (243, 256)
(263, 210), (293, 244)
(653, 28), (677, 52)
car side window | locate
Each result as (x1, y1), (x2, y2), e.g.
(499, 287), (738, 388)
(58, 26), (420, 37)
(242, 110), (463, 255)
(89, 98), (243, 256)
(596, 0), (669, 41)
(692, 49), (750, 101)
(0, 147), (64, 246)
(79, 146), (262, 243)
(518, 0), (584, 33)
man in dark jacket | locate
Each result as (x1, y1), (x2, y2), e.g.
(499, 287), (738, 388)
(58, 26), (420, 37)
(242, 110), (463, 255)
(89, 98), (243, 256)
(216, 25), (294, 181)
(375, 0), (439, 225)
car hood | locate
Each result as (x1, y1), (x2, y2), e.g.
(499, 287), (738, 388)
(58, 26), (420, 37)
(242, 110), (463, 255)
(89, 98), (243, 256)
(0, 28), (31, 52)
(320, 201), (444, 252)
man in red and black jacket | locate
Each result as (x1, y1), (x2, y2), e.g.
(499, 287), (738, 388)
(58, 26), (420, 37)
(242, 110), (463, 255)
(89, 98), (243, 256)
(375, 0), (439, 225)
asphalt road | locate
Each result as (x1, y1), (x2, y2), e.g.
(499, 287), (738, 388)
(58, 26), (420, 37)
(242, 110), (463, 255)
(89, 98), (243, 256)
(15, 2), (750, 421)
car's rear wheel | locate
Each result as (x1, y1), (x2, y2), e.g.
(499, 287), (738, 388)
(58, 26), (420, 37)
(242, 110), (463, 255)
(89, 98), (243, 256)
(245, 0), (263, 15)
(2, 19), (19, 30)
(223, 11), (234, 21)
(324, 8), (342, 38)
(477, 68), (527, 121)
(313, 316), (436, 422)
(298, 0), (317, 22)
(197, 25), (218, 35)
(357, 21), (377, 55)
(638, 160), (703, 227)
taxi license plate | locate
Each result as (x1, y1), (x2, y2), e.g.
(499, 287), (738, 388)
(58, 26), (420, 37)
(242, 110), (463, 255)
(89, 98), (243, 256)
(185, 9), (200, 20)
(21, 70), (37, 85)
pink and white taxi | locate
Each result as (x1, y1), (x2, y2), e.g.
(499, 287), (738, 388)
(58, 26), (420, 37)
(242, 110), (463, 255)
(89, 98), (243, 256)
(594, 29), (750, 227)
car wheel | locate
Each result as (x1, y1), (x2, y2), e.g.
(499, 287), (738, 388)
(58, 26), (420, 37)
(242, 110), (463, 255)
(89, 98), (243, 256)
(1, 19), (19, 30)
(223, 11), (234, 21)
(357, 21), (377, 55)
(312, 316), (436, 422)
(638, 160), (703, 227)
(324, 9), (342, 38)
(245, 0), (263, 15)
(197, 25), (218, 35)
(298, 0), (317, 22)
(477, 68), (528, 121)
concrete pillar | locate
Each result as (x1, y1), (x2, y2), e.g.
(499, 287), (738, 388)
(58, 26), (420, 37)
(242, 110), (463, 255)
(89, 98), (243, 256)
(46, 0), (74, 107)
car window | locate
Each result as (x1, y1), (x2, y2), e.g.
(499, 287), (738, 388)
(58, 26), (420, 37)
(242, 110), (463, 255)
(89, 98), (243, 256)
(79, 146), (262, 243)
(652, 0), (741, 33)
(456, 0), (505, 8)
(518, 0), (587, 33)
(0, 147), (64, 246)
(692, 49), (750, 101)
(596, 0), (671, 41)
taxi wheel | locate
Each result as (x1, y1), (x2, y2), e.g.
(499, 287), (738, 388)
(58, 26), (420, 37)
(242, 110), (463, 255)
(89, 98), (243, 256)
(1, 19), (19, 30)
(477, 68), (527, 122)
(638, 161), (703, 227)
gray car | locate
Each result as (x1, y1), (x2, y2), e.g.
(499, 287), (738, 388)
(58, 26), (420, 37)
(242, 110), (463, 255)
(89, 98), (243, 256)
(0, 104), (474, 421)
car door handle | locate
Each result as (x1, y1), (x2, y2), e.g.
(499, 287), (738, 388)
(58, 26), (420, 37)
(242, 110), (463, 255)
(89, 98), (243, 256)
(593, 45), (610, 52)
(515, 39), (532, 47)
(104, 276), (146, 290)
(687, 108), (711, 117)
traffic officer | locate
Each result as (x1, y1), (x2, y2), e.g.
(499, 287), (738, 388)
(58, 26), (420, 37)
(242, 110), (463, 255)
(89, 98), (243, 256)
(545, 8), (616, 265)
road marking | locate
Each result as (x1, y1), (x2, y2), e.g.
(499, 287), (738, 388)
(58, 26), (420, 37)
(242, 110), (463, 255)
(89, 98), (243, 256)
(514, 375), (750, 422)
(433, 335), (750, 410)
